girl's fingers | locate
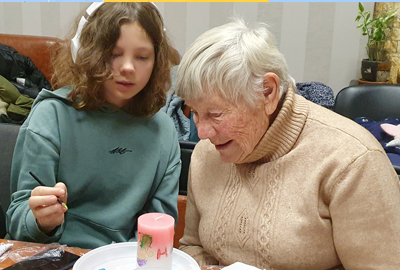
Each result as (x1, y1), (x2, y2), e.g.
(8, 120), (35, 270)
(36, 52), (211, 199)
(29, 194), (59, 209)
(31, 202), (64, 219)
(31, 186), (65, 197)
(54, 182), (68, 203)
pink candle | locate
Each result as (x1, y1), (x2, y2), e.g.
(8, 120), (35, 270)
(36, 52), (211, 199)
(137, 213), (175, 269)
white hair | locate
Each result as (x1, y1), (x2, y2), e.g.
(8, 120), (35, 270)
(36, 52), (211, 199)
(176, 18), (294, 106)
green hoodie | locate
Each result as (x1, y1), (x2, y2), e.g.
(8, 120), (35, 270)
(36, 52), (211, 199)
(6, 87), (181, 249)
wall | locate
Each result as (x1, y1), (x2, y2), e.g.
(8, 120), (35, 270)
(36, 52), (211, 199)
(375, 2), (400, 83)
(0, 2), (373, 95)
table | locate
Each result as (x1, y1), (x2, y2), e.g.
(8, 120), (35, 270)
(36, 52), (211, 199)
(0, 239), (222, 269)
(0, 239), (87, 269)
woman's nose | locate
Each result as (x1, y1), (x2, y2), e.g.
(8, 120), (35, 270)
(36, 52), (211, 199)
(196, 120), (216, 140)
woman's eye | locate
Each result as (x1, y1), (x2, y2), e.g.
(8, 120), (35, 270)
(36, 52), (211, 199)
(137, 56), (149, 60)
(209, 113), (222, 118)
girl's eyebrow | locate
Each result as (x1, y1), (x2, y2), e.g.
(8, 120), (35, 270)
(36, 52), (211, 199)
(113, 46), (153, 52)
(135, 46), (153, 52)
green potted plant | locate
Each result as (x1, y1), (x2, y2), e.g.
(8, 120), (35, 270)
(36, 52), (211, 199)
(355, 2), (397, 82)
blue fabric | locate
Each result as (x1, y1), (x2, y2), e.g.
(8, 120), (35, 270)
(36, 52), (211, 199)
(189, 113), (200, 142)
(160, 66), (190, 141)
(160, 93), (190, 141)
(295, 82), (335, 110)
(355, 117), (400, 166)
(160, 65), (190, 141)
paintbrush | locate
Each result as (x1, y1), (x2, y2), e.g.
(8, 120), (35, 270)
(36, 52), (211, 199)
(29, 171), (68, 210)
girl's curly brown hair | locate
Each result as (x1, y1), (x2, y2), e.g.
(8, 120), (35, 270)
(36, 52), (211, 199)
(51, 3), (172, 117)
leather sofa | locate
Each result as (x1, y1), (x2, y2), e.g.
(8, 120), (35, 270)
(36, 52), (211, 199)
(0, 33), (64, 82)
(0, 33), (188, 248)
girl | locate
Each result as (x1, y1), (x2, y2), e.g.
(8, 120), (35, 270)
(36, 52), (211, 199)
(6, 3), (180, 249)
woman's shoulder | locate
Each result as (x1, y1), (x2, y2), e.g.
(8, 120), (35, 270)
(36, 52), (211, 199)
(305, 101), (385, 151)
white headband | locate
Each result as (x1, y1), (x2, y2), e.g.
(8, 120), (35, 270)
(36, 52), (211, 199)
(70, 2), (164, 63)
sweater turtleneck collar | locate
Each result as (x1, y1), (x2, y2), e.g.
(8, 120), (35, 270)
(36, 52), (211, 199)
(239, 88), (309, 164)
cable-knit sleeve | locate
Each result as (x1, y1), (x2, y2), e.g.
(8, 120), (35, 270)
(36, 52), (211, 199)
(327, 149), (400, 269)
(179, 164), (219, 266)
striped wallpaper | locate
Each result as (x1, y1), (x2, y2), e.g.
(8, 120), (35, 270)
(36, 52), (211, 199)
(0, 2), (374, 95)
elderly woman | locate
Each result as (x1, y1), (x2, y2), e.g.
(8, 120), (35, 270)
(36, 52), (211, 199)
(175, 19), (400, 269)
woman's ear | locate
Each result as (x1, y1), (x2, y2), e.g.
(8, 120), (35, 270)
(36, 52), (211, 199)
(262, 72), (281, 115)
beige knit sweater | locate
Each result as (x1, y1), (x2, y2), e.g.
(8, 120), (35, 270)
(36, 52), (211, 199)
(179, 89), (400, 270)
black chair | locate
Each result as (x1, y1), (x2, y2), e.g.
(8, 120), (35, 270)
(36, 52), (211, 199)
(334, 84), (400, 121)
(0, 123), (21, 238)
(334, 84), (400, 174)
(0, 205), (6, 238)
(178, 141), (197, 196)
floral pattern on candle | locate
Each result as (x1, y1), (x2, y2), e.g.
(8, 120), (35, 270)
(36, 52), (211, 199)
(137, 233), (155, 266)
(137, 213), (175, 269)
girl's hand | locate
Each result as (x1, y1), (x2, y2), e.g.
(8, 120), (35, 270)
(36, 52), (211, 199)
(28, 182), (68, 235)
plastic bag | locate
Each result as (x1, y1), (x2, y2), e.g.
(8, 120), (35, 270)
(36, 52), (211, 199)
(1, 242), (66, 264)
(0, 242), (13, 263)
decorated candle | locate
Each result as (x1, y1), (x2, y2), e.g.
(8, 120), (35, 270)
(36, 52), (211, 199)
(137, 213), (175, 269)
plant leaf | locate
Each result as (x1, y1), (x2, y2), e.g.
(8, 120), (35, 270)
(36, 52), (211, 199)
(359, 2), (364, 13)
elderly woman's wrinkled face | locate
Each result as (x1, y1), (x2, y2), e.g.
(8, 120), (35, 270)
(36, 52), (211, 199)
(186, 94), (270, 163)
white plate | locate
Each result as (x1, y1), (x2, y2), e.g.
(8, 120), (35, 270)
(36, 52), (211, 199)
(73, 242), (200, 270)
